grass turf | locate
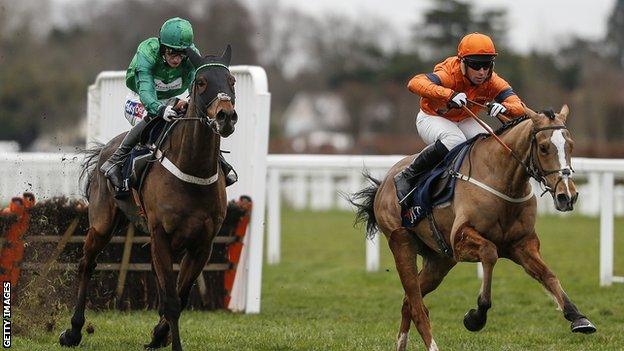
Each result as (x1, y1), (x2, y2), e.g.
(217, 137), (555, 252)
(10, 210), (624, 350)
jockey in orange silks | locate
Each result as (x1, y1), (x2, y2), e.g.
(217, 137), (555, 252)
(395, 32), (525, 201)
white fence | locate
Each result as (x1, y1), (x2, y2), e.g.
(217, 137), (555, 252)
(0, 67), (271, 313)
(265, 155), (624, 287)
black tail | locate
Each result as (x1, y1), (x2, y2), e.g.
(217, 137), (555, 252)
(349, 170), (381, 239)
(79, 143), (105, 199)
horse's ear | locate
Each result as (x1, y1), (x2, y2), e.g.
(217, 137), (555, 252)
(559, 104), (569, 123)
(523, 104), (540, 123)
(221, 44), (232, 66)
(186, 47), (203, 69)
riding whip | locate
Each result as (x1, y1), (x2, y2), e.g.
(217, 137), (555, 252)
(461, 105), (513, 154)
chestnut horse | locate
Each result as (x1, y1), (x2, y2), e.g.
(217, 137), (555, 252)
(352, 106), (596, 351)
(59, 46), (238, 351)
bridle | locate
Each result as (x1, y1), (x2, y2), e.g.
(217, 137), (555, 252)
(525, 125), (574, 197)
(174, 62), (234, 136)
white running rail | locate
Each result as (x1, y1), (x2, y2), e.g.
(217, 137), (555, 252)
(264, 155), (624, 287)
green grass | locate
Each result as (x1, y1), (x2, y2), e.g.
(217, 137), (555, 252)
(11, 210), (624, 350)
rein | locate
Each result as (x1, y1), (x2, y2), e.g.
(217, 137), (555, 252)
(460, 106), (571, 200)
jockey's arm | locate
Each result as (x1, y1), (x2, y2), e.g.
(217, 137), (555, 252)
(407, 72), (454, 101)
(135, 69), (163, 116)
(134, 51), (164, 116)
(490, 74), (524, 118)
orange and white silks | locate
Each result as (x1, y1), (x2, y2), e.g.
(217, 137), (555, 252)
(407, 56), (524, 122)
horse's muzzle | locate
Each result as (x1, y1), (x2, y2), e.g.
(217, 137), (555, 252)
(217, 109), (237, 137)
(554, 191), (578, 212)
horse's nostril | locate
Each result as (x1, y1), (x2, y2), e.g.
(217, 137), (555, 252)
(556, 193), (570, 204)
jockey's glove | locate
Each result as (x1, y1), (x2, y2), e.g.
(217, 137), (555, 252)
(447, 92), (467, 109)
(487, 102), (507, 118)
(158, 105), (179, 122)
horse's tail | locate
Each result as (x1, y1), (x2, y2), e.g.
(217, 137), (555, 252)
(79, 143), (105, 200)
(349, 170), (381, 239)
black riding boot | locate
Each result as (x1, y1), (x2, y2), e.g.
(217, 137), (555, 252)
(219, 153), (238, 187)
(394, 140), (449, 203)
(100, 118), (150, 193)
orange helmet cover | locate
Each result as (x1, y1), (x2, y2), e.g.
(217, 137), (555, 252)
(457, 32), (497, 58)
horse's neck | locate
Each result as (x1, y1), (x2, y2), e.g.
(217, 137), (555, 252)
(167, 120), (220, 178)
(477, 120), (534, 196)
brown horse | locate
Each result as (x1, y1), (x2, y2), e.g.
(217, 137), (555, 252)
(59, 46), (238, 351)
(352, 106), (596, 351)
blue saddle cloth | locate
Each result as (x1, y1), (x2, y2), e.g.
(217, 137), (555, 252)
(401, 139), (474, 227)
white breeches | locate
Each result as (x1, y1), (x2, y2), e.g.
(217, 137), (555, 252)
(416, 110), (493, 150)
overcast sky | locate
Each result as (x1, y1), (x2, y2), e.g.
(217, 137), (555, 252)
(245, 0), (616, 53)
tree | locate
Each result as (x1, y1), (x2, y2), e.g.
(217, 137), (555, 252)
(606, 0), (624, 68)
(412, 0), (508, 60)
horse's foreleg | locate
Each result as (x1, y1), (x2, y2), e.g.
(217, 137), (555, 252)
(510, 234), (596, 334)
(388, 229), (438, 351)
(176, 246), (212, 309)
(453, 224), (498, 332)
(59, 226), (113, 347)
(150, 225), (183, 351)
(144, 271), (171, 349)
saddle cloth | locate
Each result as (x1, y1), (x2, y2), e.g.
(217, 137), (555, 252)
(120, 118), (169, 192)
(401, 139), (475, 227)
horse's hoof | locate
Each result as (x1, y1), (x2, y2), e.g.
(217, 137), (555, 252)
(144, 334), (171, 350)
(463, 309), (486, 332)
(571, 317), (596, 334)
(59, 329), (82, 347)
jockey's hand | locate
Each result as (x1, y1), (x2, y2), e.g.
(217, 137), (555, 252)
(158, 105), (178, 122)
(173, 98), (188, 114)
(447, 92), (467, 109)
(487, 102), (507, 118)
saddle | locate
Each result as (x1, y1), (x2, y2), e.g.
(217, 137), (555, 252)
(400, 138), (476, 228)
(120, 117), (170, 193)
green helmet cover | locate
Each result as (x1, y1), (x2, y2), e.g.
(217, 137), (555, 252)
(159, 17), (194, 50)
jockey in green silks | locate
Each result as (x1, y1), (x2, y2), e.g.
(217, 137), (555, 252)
(100, 17), (237, 195)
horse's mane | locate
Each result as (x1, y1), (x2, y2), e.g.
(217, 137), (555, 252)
(493, 115), (530, 135)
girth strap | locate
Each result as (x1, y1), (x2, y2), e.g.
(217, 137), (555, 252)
(427, 212), (453, 257)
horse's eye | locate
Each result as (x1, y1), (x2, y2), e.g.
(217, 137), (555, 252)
(196, 81), (206, 88)
(539, 144), (549, 154)
(228, 75), (236, 87)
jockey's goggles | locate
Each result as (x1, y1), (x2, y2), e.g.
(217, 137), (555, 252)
(164, 47), (188, 59)
(464, 59), (493, 71)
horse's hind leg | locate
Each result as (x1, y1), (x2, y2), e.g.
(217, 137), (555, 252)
(387, 229), (438, 351)
(396, 254), (455, 351)
(59, 220), (117, 346)
(150, 224), (183, 351)
(509, 233), (596, 333)
(453, 224), (498, 332)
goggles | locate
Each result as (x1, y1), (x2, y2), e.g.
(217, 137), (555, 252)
(164, 47), (188, 59)
(464, 59), (493, 71)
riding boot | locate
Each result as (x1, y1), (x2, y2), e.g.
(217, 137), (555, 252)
(394, 140), (449, 203)
(100, 117), (150, 194)
(219, 153), (238, 187)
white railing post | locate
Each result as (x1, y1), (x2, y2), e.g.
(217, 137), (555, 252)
(600, 172), (614, 286)
(267, 168), (281, 265)
(366, 235), (380, 272)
